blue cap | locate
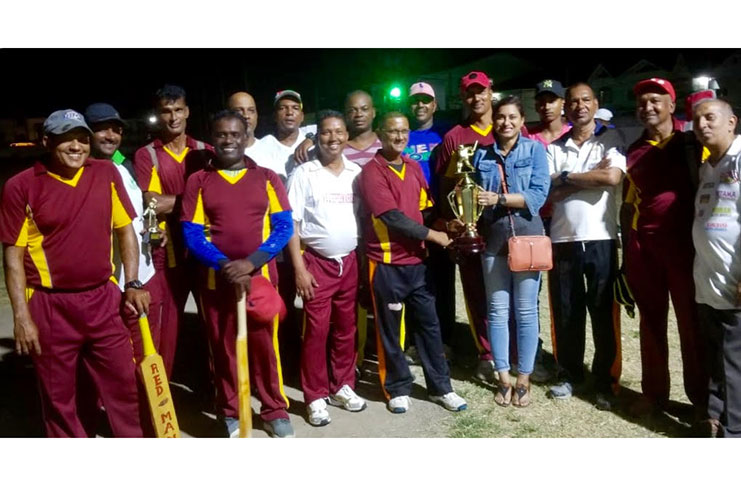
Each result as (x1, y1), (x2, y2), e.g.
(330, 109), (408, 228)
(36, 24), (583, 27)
(43, 109), (92, 136)
(84, 103), (126, 126)
(535, 79), (565, 98)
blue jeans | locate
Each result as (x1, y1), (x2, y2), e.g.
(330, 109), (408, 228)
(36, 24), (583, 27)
(481, 253), (540, 374)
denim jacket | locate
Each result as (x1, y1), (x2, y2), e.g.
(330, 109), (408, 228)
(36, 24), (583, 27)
(472, 135), (551, 218)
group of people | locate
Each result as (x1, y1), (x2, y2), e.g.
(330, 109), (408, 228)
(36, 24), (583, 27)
(2, 67), (740, 438)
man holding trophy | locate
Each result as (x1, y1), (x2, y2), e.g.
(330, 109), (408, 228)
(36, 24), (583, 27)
(359, 112), (467, 414)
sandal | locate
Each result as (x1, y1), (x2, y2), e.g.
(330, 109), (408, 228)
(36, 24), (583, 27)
(494, 383), (512, 407)
(512, 384), (531, 408)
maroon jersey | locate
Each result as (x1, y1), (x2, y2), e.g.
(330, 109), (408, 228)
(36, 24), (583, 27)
(180, 158), (290, 284)
(133, 136), (212, 267)
(0, 159), (136, 289)
(133, 135), (212, 197)
(360, 152), (433, 266)
(436, 123), (495, 177)
(624, 131), (699, 235)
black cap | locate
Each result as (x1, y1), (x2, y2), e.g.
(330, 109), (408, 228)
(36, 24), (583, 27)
(84, 103), (126, 126)
(535, 79), (565, 98)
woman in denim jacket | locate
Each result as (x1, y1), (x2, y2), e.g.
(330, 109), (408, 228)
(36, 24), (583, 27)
(472, 95), (550, 407)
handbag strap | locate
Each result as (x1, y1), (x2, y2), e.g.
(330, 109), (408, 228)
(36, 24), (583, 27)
(496, 162), (517, 238)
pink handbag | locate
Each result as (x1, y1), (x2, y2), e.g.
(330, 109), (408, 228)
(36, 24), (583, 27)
(497, 163), (553, 272)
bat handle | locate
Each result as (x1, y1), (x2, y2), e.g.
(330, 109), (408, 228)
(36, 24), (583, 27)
(236, 288), (247, 338)
(138, 314), (156, 357)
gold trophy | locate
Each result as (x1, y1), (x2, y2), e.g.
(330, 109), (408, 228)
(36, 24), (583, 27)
(447, 141), (485, 254)
(143, 198), (162, 248)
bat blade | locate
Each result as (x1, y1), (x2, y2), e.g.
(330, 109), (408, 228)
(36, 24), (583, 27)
(236, 290), (251, 438)
(138, 315), (179, 438)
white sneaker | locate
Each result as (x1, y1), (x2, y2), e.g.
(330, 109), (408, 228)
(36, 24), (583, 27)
(387, 395), (410, 414)
(329, 384), (367, 412)
(306, 398), (331, 426)
(430, 392), (468, 412)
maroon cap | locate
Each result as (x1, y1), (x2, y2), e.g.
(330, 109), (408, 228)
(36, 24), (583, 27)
(246, 276), (287, 325)
(633, 78), (676, 102)
(460, 71), (491, 91)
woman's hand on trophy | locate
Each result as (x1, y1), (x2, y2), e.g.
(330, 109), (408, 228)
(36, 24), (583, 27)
(477, 190), (500, 207)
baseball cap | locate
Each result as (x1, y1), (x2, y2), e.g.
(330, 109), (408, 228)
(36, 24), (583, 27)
(409, 82), (436, 99)
(535, 79), (565, 98)
(274, 89), (303, 106)
(633, 78), (676, 102)
(460, 71), (491, 91)
(84, 103), (126, 126)
(595, 108), (613, 121)
(43, 109), (93, 136)
(246, 275), (287, 325)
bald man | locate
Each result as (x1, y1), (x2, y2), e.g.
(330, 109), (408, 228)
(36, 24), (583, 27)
(227, 91), (271, 163)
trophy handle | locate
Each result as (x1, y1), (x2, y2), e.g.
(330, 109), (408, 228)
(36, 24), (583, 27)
(447, 189), (462, 220)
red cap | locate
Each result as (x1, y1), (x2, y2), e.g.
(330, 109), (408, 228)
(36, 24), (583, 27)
(685, 90), (716, 121)
(246, 276), (286, 325)
(633, 78), (676, 102)
(460, 71), (491, 91)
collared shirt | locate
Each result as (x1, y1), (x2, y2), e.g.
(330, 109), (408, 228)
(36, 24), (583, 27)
(180, 158), (291, 285)
(693, 135), (741, 309)
(360, 152), (433, 265)
(287, 156), (361, 259)
(0, 159), (136, 290)
(473, 135), (550, 218)
(625, 130), (700, 236)
(133, 135), (212, 197)
(546, 125), (627, 243)
(258, 125), (317, 181)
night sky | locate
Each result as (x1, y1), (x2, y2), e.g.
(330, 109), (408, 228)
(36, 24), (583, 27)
(1, 48), (736, 136)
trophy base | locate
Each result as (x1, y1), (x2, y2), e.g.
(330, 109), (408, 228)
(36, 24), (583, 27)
(452, 235), (485, 255)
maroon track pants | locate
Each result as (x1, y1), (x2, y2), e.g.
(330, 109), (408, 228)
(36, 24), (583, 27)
(28, 282), (143, 438)
(625, 231), (708, 408)
(300, 250), (358, 404)
(458, 253), (493, 361)
(199, 275), (289, 422)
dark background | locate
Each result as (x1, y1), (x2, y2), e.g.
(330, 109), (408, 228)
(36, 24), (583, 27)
(1, 48), (735, 131)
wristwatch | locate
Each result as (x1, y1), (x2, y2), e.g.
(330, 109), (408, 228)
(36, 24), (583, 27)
(124, 279), (143, 290)
(305, 132), (315, 141)
(559, 170), (570, 185)
(498, 193), (507, 206)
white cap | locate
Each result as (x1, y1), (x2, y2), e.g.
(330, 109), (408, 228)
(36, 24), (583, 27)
(595, 108), (613, 121)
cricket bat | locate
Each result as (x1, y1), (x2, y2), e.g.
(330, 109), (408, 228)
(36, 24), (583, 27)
(138, 314), (180, 438)
(236, 289), (252, 438)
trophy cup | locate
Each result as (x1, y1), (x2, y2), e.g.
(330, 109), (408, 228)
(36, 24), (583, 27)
(143, 198), (162, 248)
(446, 141), (485, 254)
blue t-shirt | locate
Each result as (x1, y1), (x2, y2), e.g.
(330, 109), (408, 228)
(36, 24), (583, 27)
(404, 125), (446, 184)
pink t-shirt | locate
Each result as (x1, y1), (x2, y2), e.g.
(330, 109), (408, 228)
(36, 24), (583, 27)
(523, 123), (571, 147)
(344, 138), (383, 167)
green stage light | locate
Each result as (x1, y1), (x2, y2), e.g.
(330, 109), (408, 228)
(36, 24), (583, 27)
(389, 86), (402, 99)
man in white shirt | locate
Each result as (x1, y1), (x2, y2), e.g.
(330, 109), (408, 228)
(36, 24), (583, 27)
(227, 91), (272, 163)
(286, 110), (366, 427)
(692, 98), (741, 438)
(258, 89), (317, 181)
(545, 82), (626, 410)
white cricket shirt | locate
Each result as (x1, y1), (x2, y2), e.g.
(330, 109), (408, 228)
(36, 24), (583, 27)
(546, 127), (626, 243)
(287, 157), (361, 259)
(693, 135), (741, 309)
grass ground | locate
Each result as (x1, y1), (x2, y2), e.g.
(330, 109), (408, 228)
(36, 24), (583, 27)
(445, 270), (696, 438)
